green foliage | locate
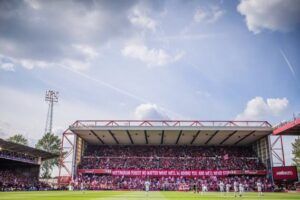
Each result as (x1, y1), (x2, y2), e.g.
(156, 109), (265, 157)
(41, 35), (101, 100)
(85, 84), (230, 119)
(36, 132), (61, 178)
(7, 134), (28, 146)
(292, 137), (300, 172)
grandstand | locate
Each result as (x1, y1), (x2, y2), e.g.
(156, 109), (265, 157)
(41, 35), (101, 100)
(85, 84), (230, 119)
(59, 120), (281, 191)
(0, 138), (58, 191)
(0, 118), (299, 197)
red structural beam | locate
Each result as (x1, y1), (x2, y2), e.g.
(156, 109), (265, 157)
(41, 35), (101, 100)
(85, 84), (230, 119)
(70, 120), (272, 128)
(273, 118), (300, 135)
(58, 128), (75, 186)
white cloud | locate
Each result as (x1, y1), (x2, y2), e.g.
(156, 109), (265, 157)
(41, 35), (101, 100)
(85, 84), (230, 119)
(72, 44), (99, 59)
(0, 63), (15, 72)
(129, 6), (157, 31)
(61, 59), (90, 71)
(0, 54), (54, 70)
(0, 1), (144, 71)
(156, 33), (216, 41)
(267, 98), (289, 116)
(0, 120), (15, 138)
(0, 54), (15, 71)
(24, 0), (41, 10)
(0, 45), (96, 71)
(236, 97), (289, 120)
(196, 90), (211, 98)
(134, 103), (169, 120)
(122, 43), (184, 67)
(237, 0), (300, 34)
(194, 6), (225, 23)
(18, 59), (51, 70)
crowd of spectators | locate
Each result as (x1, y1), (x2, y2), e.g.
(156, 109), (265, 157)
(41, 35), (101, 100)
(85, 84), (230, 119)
(84, 145), (256, 157)
(0, 170), (49, 191)
(75, 145), (270, 191)
(80, 157), (264, 170)
(79, 145), (265, 170)
(74, 174), (272, 191)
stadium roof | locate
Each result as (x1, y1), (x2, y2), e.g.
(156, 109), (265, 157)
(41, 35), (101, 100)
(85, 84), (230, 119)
(0, 138), (59, 160)
(273, 117), (300, 135)
(69, 120), (273, 146)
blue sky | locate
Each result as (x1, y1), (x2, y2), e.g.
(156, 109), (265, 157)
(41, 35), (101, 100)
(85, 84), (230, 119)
(0, 0), (299, 167)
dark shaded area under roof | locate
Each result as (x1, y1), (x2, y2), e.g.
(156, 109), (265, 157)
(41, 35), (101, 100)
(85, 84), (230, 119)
(69, 120), (273, 146)
(0, 158), (39, 168)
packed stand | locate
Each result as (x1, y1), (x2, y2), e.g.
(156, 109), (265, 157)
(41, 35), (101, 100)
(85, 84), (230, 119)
(0, 170), (50, 191)
(79, 146), (266, 170)
(76, 145), (270, 191)
(74, 174), (272, 191)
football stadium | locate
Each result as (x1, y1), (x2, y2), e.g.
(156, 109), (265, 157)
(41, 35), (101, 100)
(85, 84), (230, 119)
(1, 0), (300, 200)
(1, 119), (300, 199)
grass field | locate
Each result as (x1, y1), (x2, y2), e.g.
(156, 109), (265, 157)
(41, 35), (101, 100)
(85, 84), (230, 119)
(0, 191), (300, 200)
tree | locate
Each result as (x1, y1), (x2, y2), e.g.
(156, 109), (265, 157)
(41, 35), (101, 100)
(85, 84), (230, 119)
(36, 132), (61, 178)
(7, 134), (28, 146)
(292, 137), (300, 172)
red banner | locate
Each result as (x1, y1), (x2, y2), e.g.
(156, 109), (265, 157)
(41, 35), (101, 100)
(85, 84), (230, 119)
(78, 169), (266, 176)
(78, 169), (112, 174)
(272, 166), (298, 181)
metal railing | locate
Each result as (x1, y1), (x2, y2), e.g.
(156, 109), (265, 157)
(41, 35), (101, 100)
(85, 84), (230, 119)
(70, 120), (272, 128)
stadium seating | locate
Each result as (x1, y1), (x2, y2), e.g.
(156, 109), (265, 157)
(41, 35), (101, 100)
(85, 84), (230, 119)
(75, 174), (272, 191)
(0, 149), (50, 191)
(79, 146), (265, 170)
(76, 145), (269, 191)
(0, 169), (49, 191)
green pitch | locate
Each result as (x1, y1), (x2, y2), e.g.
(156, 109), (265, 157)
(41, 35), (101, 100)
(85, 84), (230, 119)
(0, 191), (299, 200)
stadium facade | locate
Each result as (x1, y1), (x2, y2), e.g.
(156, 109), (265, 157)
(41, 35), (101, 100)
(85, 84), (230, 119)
(56, 120), (296, 188)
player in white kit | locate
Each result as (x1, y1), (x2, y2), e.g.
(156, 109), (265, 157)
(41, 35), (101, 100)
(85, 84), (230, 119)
(257, 181), (263, 196)
(219, 181), (225, 195)
(80, 182), (85, 194)
(68, 183), (73, 191)
(201, 183), (208, 195)
(144, 180), (151, 196)
(234, 181), (239, 197)
(225, 183), (231, 195)
(239, 183), (244, 197)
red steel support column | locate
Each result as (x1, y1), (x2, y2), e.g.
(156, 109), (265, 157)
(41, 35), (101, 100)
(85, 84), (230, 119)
(280, 135), (286, 166)
(58, 128), (74, 186)
(270, 135), (286, 167)
(57, 132), (65, 185)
